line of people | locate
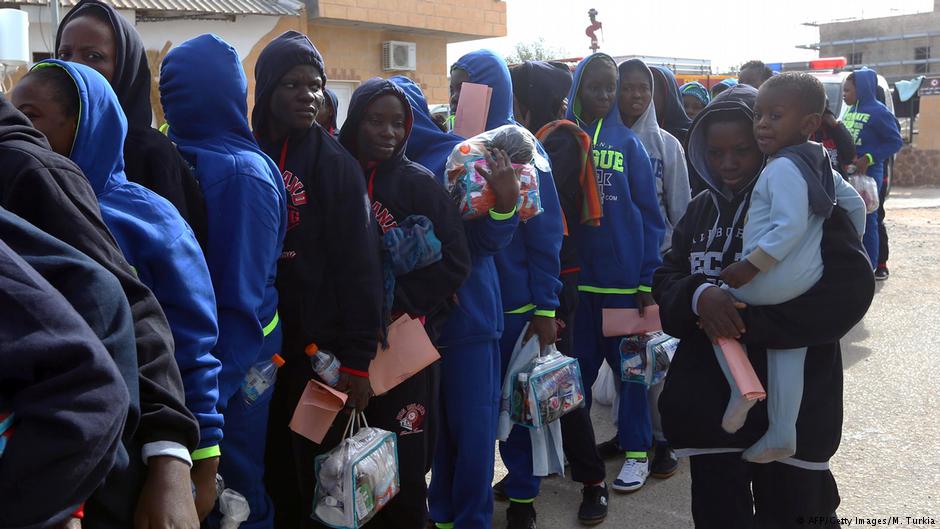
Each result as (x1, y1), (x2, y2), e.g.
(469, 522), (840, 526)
(0, 8), (886, 529)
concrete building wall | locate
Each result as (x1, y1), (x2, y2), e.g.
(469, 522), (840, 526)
(308, 0), (506, 41)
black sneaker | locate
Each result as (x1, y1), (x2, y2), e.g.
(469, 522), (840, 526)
(650, 442), (679, 479)
(507, 501), (537, 529)
(578, 483), (609, 525)
(493, 475), (508, 501)
(596, 435), (621, 460)
(875, 267), (889, 281)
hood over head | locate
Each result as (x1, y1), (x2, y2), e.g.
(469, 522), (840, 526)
(565, 52), (623, 127)
(649, 65), (692, 140)
(712, 77), (738, 96)
(509, 60), (573, 132)
(160, 34), (255, 147)
(0, 94), (52, 150)
(850, 67), (879, 106)
(618, 59), (664, 157)
(338, 77), (414, 166)
(777, 142), (837, 218)
(31, 60), (127, 196)
(56, 0), (152, 130)
(323, 87), (339, 132)
(452, 49), (513, 131)
(389, 76), (460, 180)
(680, 81), (710, 107)
(687, 84), (761, 200)
(251, 30), (326, 135)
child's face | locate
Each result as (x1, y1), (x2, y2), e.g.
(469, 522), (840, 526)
(578, 60), (617, 123)
(705, 119), (763, 193)
(683, 95), (705, 120)
(270, 64), (325, 133)
(449, 68), (470, 115)
(11, 75), (78, 158)
(57, 15), (117, 83)
(754, 87), (821, 155)
(357, 94), (406, 162)
(842, 79), (858, 106)
(315, 97), (334, 129)
(618, 69), (651, 124)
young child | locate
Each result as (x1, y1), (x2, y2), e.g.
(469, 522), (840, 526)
(680, 81), (710, 120)
(161, 34), (286, 529)
(316, 87), (339, 136)
(738, 60), (774, 89)
(842, 68), (904, 270)
(338, 77), (471, 527)
(654, 84), (874, 527)
(389, 74), (520, 529)
(12, 59), (222, 520)
(714, 73), (866, 463)
(617, 59), (691, 478)
(566, 53), (665, 494)
(56, 0), (207, 246)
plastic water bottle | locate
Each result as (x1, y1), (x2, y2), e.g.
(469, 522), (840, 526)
(306, 343), (341, 387)
(219, 488), (250, 529)
(241, 354), (285, 405)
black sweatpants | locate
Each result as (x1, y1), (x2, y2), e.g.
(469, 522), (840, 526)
(689, 453), (841, 529)
(557, 272), (606, 485)
(266, 356), (435, 529)
(877, 174), (889, 267)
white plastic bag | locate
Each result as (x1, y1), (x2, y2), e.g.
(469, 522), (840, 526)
(313, 412), (399, 528)
(849, 174), (880, 214)
(592, 360), (617, 407)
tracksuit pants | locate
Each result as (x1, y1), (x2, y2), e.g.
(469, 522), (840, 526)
(863, 164), (884, 269)
(428, 339), (501, 529)
(497, 313), (540, 501)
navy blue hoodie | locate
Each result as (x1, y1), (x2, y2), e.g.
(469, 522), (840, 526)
(252, 31), (383, 372)
(161, 34), (286, 406)
(650, 65), (693, 144)
(566, 53), (665, 307)
(390, 75), (519, 346)
(338, 78), (470, 338)
(843, 68), (903, 166)
(38, 59), (223, 451)
(0, 234), (128, 529)
(453, 50), (564, 318)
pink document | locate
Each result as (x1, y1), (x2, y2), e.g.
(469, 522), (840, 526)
(452, 82), (492, 139)
(289, 379), (348, 444)
(601, 306), (662, 337)
(369, 315), (441, 396)
(716, 338), (767, 401)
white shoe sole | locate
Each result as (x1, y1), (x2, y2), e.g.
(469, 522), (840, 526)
(611, 479), (646, 493)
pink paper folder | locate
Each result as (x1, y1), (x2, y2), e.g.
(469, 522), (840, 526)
(369, 315), (441, 396)
(289, 379), (348, 444)
(452, 82), (492, 139)
(601, 306), (662, 337)
(716, 337), (767, 401)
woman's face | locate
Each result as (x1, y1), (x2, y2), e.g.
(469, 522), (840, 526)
(683, 95), (706, 120)
(57, 15), (118, 83)
(11, 74), (78, 157)
(842, 79), (858, 106)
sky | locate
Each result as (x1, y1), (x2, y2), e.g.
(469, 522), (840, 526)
(446, 0), (933, 72)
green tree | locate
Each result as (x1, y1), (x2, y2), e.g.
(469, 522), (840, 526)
(505, 38), (563, 65)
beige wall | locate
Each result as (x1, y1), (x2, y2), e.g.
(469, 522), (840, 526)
(311, 0), (506, 40)
(306, 22), (450, 104)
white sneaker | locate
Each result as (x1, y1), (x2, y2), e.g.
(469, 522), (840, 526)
(611, 457), (649, 493)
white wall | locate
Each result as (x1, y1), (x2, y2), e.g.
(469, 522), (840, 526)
(22, 5), (135, 59)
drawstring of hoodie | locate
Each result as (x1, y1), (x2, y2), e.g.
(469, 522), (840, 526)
(704, 193), (750, 272)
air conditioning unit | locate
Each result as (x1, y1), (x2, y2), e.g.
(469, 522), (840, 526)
(382, 41), (417, 71)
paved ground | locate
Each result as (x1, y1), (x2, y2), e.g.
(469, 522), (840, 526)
(489, 187), (940, 528)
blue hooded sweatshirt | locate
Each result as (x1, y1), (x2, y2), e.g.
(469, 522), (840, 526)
(842, 68), (903, 166)
(390, 75), (519, 346)
(36, 60), (224, 451)
(566, 53), (665, 306)
(452, 50), (564, 318)
(160, 35), (286, 410)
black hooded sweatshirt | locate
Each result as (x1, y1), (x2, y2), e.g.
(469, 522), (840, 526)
(338, 78), (470, 339)
(653, 86), (875, 466)
(252, 31), (383, 373)
(0, 95), (196, 451)
(0, 234), (129, 529)
(0, 207), (138, 528)
(56, 0), (208, 247)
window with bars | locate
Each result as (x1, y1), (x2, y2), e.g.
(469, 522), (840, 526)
(915, 46), (930, 74)
(847, 52), (863, 66)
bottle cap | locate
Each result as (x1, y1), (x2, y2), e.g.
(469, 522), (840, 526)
(272, 354), (286, 367)
(304, 343), (319, 357)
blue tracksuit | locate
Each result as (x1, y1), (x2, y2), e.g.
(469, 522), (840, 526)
(566, 54), (665, 453)
(40, 60), (223, 452)
(452, 50), (565, 502)
(842, 68), (903, 267)
(392, 75), (519, 529)
(160, 35), (286, 528)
